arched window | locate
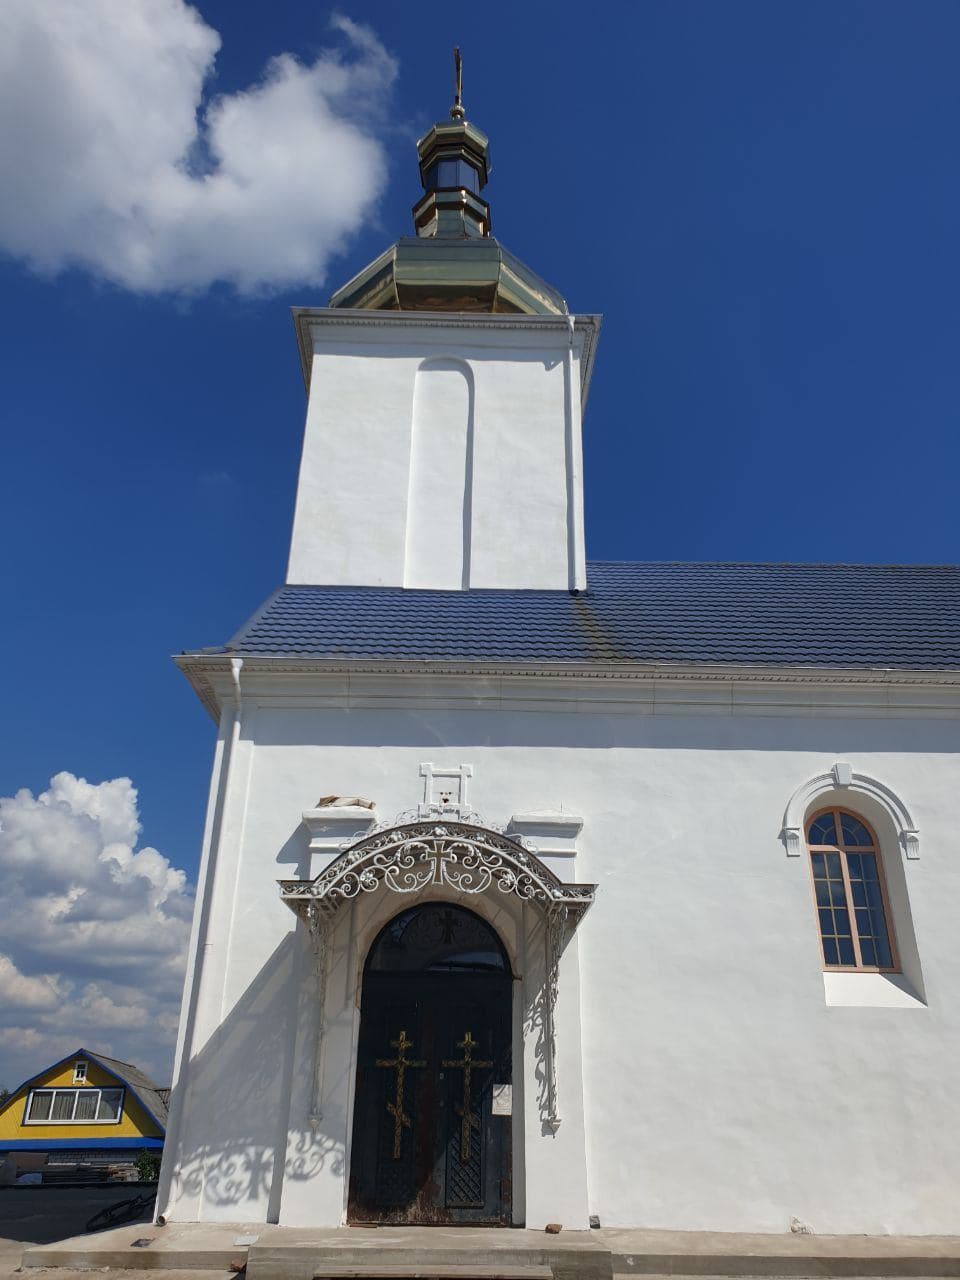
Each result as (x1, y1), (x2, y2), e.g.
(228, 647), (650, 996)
(366, 903), (509, 975)
(807, 808), (899, 972)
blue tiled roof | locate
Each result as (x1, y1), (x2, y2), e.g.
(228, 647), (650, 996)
(201, 562), (960, 671)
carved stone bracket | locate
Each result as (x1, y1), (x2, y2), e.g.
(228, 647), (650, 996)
(280, 820), (596, 1131)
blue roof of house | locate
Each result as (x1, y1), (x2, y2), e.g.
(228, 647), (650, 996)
(199, 561), (960, 671)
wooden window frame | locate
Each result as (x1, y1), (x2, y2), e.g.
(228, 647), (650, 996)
(23, 1086), (125, 1125)
(806, 807), (900, 973)
(73, 1060), (88, 1084)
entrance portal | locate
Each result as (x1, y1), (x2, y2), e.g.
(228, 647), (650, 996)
(348, 903), (513, 1225)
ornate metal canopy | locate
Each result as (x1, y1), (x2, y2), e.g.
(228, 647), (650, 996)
(278, 821), (595, 1132)
(279, 820), (596, 928)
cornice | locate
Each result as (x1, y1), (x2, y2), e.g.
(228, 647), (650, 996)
(291, 307), (601, 411)
(174, 652), (960, 723)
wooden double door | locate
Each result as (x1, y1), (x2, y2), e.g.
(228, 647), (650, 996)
(348, 905), (513, 1226)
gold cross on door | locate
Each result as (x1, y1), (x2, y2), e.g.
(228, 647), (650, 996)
(443, 1030), (493, 1162)
(376, 1029), (425, 1160)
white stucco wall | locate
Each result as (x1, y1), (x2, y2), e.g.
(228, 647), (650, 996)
(285, 313), (593, 591)
(159, 670), (960, 1235)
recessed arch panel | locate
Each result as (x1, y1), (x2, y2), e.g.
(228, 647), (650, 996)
(404, 358), (474, 589)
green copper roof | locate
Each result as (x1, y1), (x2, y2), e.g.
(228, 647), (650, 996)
(328, 235), (567, 315)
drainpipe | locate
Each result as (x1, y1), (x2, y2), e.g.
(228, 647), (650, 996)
(564, 315), (587, 592)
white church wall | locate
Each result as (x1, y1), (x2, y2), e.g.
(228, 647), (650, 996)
(161, 672), (960, 1233)
(159, 699), (305, 1225)
(285, 314), (593, 591)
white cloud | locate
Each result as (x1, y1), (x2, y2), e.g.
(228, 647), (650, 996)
(0, 1), (397, 294)
(0, 773), (193, 1090)
(0, 957), (63, 1013)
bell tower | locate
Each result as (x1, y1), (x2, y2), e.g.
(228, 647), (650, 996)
(286, 54), (599, 591)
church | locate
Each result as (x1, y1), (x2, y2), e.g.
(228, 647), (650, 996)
(156, 75), (960, 1236)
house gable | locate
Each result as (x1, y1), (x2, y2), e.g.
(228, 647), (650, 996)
(0, 1048), (166, 1149)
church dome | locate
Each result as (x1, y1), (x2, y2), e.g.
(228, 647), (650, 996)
(328, 52), (567, 316)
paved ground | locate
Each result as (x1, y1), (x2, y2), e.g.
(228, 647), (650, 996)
(0, 1186), (155, 1273)
(6, 1196), (960, 1280)
(0, 1186), (155, 1245)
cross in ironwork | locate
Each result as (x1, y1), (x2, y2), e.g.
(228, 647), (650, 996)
(376, 1030), (425, 1160)
(442, 1030), (493, 1162)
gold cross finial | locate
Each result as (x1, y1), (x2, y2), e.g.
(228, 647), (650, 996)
(451, 47), (465, 120)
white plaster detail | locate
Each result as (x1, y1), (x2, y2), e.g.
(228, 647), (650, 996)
(832, 760), (853, 787)
(418, 761), (473, 819)
(301, 806), (379, 854)
(823, 971), (927, 1009)
(507, 812), (583, 857)
(177, 655), (960, 725)
(781, 765), (920, 859)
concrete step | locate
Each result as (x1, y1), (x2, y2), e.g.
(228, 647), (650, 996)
(310, 1268), (552, 1279)
(22, 1239), (241, 1271)
(247, 1245), (613, 1280)
(16, 1272), (231, 1280)
(20, 1226), (960, 1280)
(610, 1259), (960, 1277)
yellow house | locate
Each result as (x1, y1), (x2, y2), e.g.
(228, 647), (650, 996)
(0, 1049), (166, 1179)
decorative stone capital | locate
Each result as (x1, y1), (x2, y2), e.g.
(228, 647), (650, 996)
(781, 826), (804, 858)
(901, 829), (921, 860)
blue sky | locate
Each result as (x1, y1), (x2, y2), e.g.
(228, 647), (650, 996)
(1, 0), (958, 1082)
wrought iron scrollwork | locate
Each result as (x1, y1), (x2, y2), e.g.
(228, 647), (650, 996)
(305, 903), (328, 1130)
(280, 821), (595, 922)
(544, 905), (567, 1131)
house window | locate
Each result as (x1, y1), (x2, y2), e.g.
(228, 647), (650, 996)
(24, 1087), (124, 1124)
(806, 808), (898, 971)
(26, 1090), (53, 1121)
(73, 1060), (88, 1084)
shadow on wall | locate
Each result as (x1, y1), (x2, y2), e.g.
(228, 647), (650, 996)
(169, 933), (343, 1219)
(519, 907), (566, 1137)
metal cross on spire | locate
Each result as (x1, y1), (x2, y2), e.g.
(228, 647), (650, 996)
(450, 46), (465, 119)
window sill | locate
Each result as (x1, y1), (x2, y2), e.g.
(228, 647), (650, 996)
(823, 971), (925, 1008)
(23, 1119), (123, 1126)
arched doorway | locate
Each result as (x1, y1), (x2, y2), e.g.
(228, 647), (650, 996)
(348, 903), (514, 1225)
